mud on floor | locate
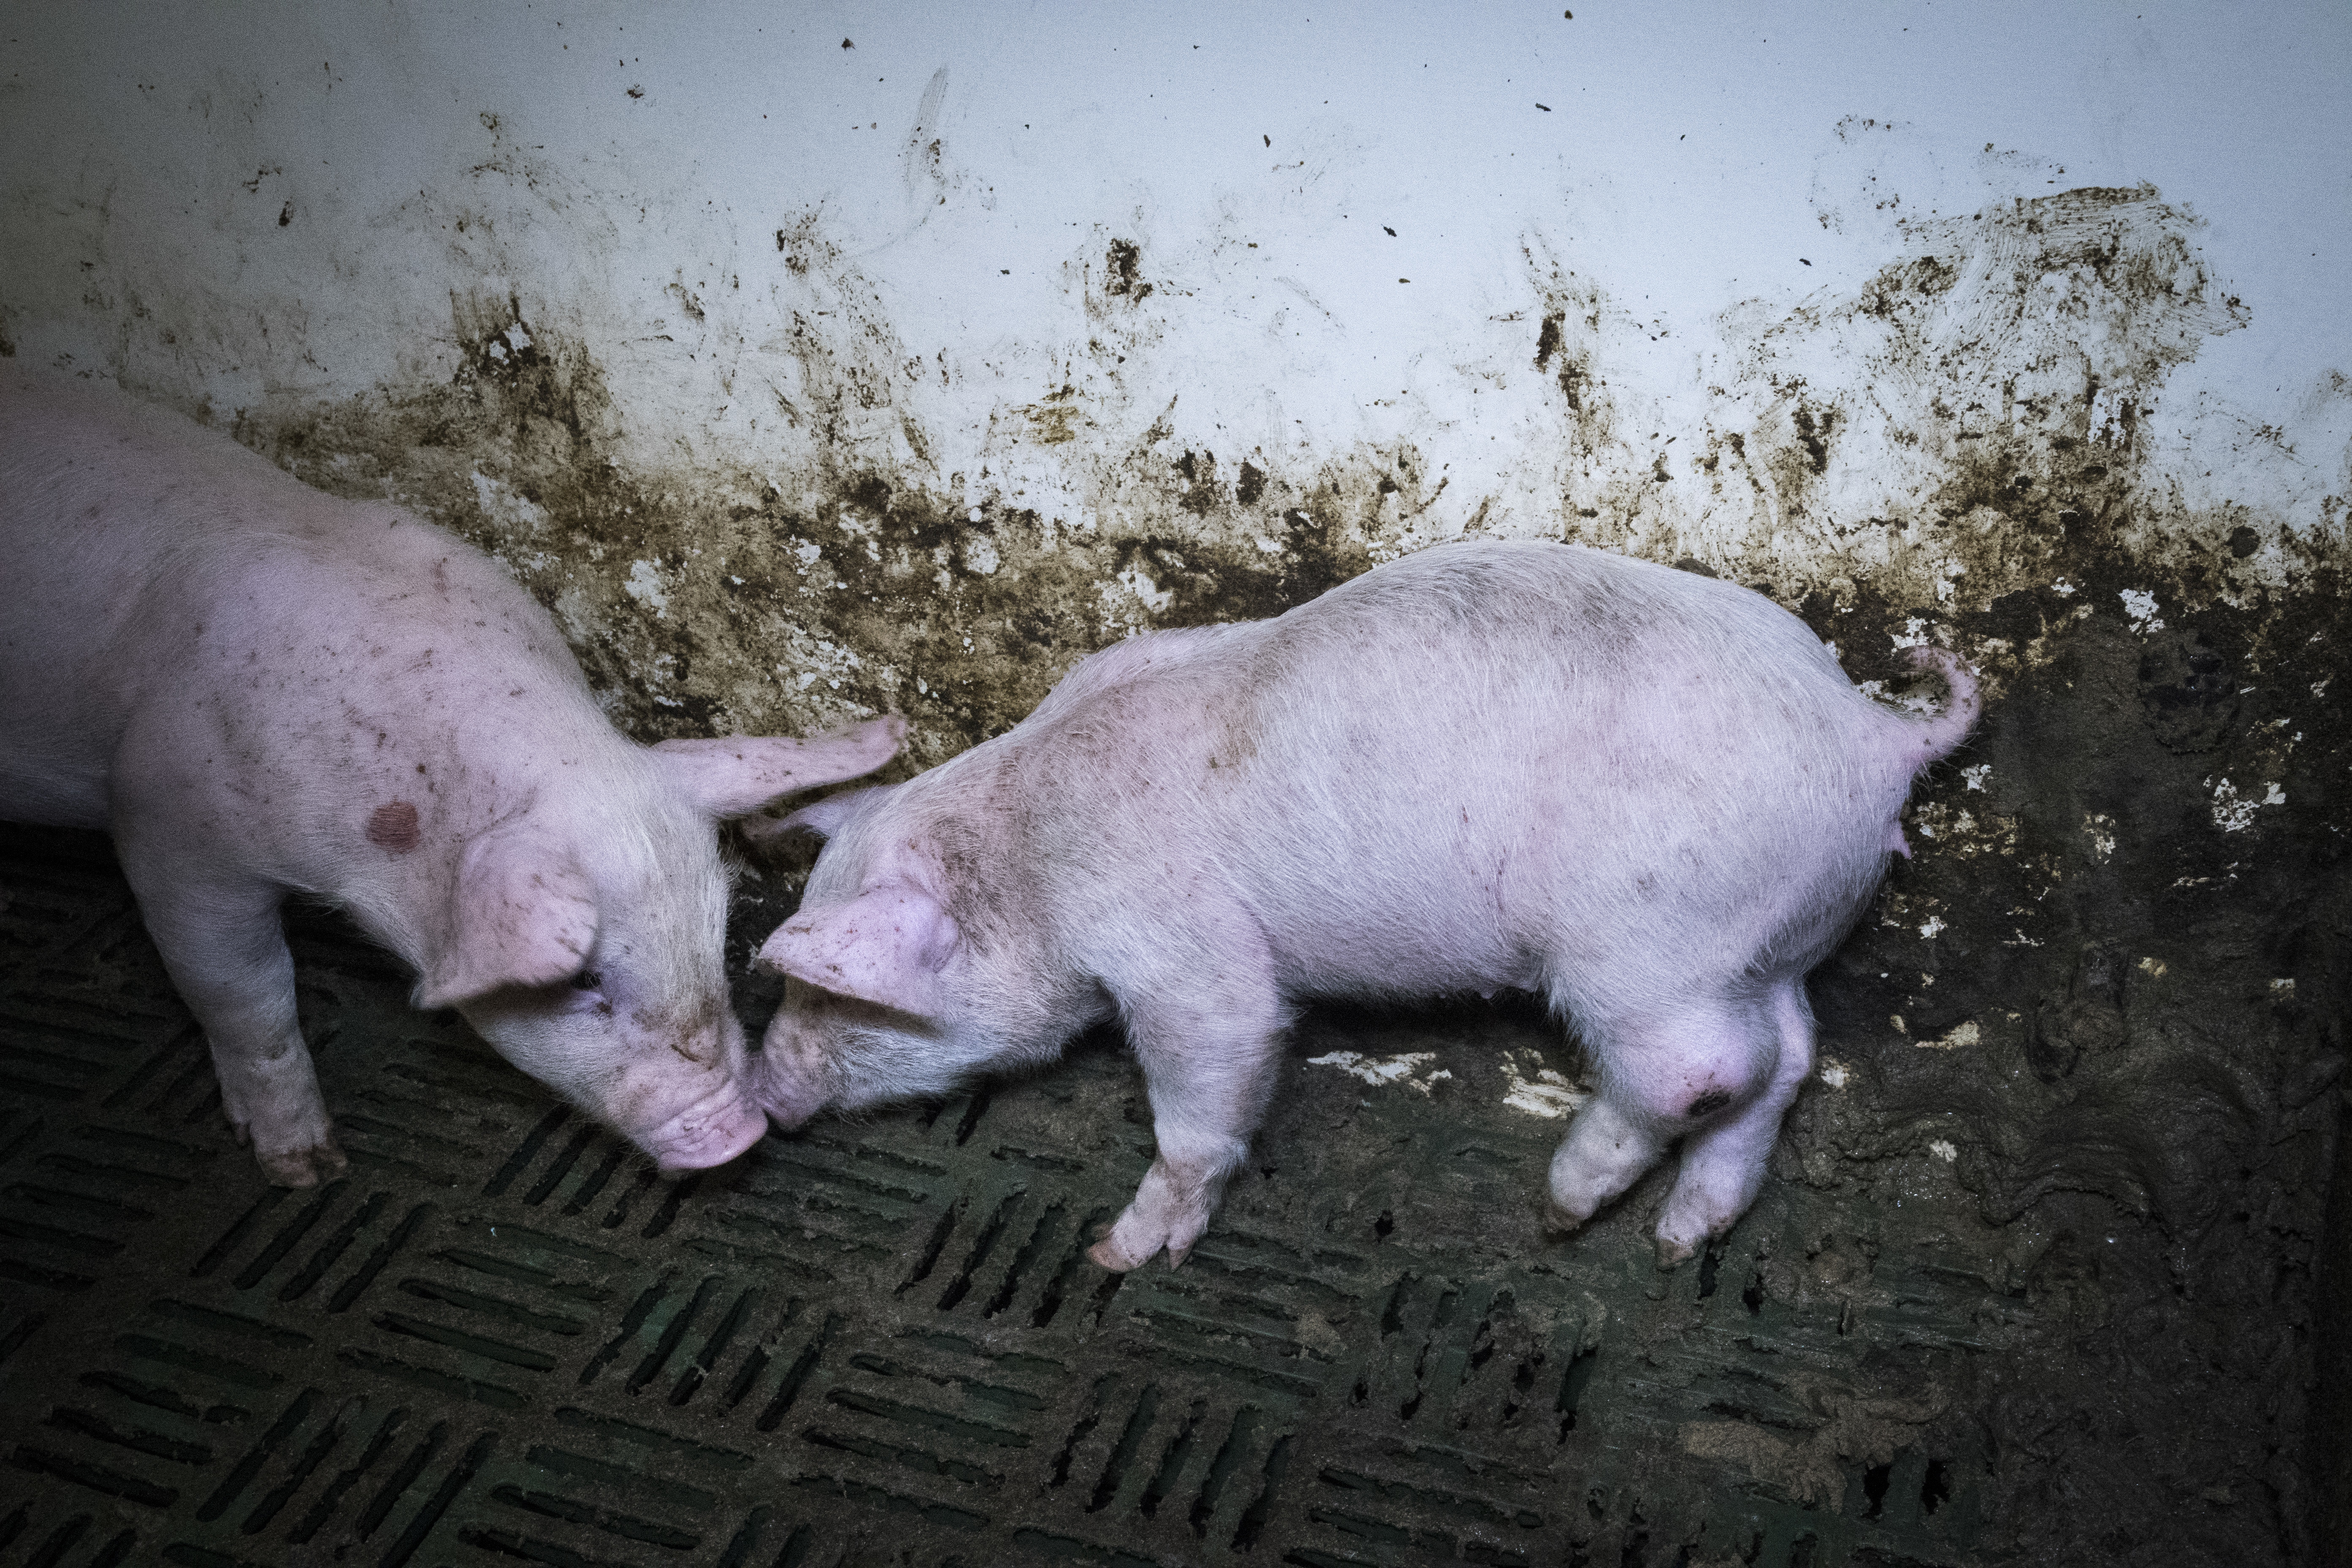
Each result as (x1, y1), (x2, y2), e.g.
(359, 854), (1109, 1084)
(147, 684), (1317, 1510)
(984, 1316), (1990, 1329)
(0, 816), (2336, 1568)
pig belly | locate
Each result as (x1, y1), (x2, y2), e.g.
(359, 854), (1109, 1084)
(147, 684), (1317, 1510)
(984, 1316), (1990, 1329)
(0, 632), (129, 828)
(1219, 710), (1897, 1016)
(0, 743), (112, 829)
(0, 544), (134, 828)
(1262, 904), (1546, 1002)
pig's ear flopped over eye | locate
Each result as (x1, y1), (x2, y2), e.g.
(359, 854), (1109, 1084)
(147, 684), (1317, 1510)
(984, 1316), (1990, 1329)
(651, 716), (905, 819)
(754, 885), (958, 1018)
(416, 829), (601, 1009)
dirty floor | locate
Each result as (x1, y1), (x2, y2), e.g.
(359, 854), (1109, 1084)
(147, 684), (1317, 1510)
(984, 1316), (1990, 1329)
(0, 820), (2323, 1568)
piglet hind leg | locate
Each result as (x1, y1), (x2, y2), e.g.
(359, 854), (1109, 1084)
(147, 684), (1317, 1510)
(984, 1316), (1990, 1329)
(1652, 983), (1814, 1267)
(122, 859), (348, 1187)
(1544, 995), (1780, 1263)
(1088, 986), (1288, 1273)
(1543, 1093), (1670, 1237)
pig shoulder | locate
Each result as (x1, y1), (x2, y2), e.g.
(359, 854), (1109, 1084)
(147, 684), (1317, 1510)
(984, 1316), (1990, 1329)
(1021, 622), (1258, 726)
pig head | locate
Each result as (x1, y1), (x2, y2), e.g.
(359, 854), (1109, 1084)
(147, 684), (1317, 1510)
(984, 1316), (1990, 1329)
(401, 727), (907, 1179)
(749, 768), (1122, 1144)
(0, 370), (904, 1185)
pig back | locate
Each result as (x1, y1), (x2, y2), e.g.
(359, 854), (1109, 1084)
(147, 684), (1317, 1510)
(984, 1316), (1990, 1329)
(0, 372), (614, 855)
(1024, 542), (1919, 1002)
(0, 372), (313, 823)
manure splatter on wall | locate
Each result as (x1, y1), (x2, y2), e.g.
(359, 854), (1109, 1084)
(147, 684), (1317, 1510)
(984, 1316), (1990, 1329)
(222, 187), (2341, 802)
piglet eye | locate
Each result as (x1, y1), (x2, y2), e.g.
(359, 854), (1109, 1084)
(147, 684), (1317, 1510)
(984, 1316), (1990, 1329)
(570, 970), (604, 991)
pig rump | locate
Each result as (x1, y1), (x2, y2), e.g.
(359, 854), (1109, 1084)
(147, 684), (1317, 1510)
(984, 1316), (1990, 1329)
(755, 541), (1978, 1270)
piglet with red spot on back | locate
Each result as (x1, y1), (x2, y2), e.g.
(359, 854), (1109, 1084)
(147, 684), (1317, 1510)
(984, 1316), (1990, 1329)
(0, 371), (902, 1185)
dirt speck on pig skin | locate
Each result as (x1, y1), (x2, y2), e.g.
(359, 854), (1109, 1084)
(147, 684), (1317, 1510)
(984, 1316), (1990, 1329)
(365, 800), (421, 852)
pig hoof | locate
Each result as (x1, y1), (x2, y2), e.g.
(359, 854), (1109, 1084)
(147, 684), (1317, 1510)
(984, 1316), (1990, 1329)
(257, 1140), (349, 1188)
(1086, 1236), (1148, 1272)
(1541, 1198), (1590, 1237)
(1652, 1233), (1699, 1270)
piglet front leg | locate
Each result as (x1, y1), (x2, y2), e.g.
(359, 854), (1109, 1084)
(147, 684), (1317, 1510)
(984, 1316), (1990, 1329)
(122, 849), (347, 1187)
(1090, 1150), (1236, 1272)
(1088, 942), (1290, 1271)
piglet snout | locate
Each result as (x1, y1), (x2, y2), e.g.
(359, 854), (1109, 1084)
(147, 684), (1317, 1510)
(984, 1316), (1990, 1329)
(749, 1035), (830, 1133)
(639, 1085), (770, 1171)
(751, 1067), (826, 1133)
(761, 1098), (819, 1135)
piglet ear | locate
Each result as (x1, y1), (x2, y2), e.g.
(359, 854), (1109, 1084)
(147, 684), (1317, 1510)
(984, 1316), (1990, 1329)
(416, 830), (600, 1008)
(738, 783), (898, 851)
(755, 885), (958, 1017)
(652, 716), (905, 819)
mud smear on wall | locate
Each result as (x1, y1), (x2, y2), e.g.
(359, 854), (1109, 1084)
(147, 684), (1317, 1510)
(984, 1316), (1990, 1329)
(211, 188), (2347, 1561)
(240, 234), (1451, 767)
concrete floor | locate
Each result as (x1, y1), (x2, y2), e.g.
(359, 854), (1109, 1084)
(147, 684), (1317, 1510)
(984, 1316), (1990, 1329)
(0, 819), (2321, 1568)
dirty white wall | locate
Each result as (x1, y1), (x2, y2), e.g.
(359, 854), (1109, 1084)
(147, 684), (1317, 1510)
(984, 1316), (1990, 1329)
(1, 0), (2347, 750)
(8, 9), (2352, 1544)
(14, 9), (2352, 1542)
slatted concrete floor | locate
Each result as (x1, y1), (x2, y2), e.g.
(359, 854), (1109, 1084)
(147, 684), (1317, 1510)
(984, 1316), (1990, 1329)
(0, 821), (2020, 1568)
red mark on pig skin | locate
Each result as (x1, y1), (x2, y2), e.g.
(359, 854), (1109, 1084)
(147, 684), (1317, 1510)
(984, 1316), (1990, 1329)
(366, 801), (422, 853)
